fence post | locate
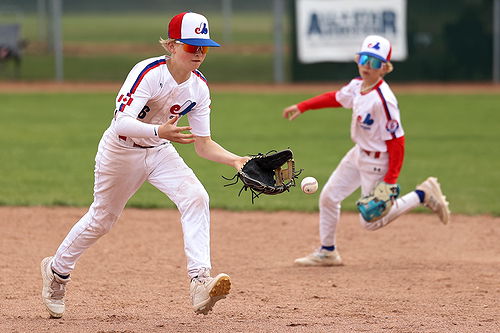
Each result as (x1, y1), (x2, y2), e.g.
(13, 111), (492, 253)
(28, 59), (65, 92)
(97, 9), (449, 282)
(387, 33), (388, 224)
(222, 0), (232, 44)
(273, 0), (285, 83)
(49, 0), (63, 82)
(37, 0), (48, 43)
(494, 0), (500, 83)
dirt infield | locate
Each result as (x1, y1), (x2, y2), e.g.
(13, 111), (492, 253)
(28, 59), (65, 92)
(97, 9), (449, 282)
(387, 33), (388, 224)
(1, 207), (498, 332)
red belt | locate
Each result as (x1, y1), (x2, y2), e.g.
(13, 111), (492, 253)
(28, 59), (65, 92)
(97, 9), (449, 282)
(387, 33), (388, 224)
(118, 135), (154, 149)
(362, 149), (381, 158)
(133, 143), (155, 149)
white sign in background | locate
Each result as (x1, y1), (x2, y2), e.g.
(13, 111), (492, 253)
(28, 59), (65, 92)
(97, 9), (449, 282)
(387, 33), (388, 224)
(296, 0), (407, 64)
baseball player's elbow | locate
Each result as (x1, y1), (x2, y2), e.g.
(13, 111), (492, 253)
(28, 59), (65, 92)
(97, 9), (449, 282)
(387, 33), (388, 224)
(193, 136), (212, 157)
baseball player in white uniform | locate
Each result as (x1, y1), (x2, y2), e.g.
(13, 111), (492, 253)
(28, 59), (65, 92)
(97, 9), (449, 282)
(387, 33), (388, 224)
(283, 35), (451, 266)
(41, 12), (249, 317)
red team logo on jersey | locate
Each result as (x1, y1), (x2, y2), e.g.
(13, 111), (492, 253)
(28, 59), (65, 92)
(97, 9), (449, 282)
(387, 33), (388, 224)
(386, 119), (399, 133)
(169, 100), (197, 119)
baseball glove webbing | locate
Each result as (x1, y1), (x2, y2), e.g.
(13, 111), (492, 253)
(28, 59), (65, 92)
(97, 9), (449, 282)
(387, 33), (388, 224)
(223, 149), (302, 203)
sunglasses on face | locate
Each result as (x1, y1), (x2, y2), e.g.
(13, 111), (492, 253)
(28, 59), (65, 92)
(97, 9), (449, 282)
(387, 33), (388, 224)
(358, 54), (384, 69)
(175, 41), (209, 54)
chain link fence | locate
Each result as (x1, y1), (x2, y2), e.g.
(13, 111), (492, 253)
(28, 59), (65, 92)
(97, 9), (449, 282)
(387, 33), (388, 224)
(0, 0), (496, 82)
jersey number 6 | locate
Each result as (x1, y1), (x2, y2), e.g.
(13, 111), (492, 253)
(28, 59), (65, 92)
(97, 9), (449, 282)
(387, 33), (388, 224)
(137, 105), (151, 119)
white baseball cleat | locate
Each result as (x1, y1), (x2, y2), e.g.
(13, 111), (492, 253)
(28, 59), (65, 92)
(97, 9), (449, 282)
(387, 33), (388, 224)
(417, 176), (451, 225)
(190, 272), (231, 315)
(40, 256), (70, 318)
(294, 248), (343, 266)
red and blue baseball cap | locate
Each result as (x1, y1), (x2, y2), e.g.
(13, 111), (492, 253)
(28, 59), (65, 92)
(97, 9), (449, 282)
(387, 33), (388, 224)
(168, 12), (220, 47)
(357, 35), (392, 62)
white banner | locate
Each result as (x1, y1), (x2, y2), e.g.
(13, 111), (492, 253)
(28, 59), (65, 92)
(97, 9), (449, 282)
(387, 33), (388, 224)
(296, 0), (407, 63)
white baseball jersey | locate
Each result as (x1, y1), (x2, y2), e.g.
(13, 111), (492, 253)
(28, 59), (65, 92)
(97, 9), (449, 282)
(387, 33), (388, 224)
(318, 78), (420, 249)
(336, 78), (404, 152)
(110, 55), (211, 147)
(52, 56), (215, 277)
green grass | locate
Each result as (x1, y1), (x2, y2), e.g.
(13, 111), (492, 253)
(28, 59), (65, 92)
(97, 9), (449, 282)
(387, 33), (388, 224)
(10, 12), (278, 44)
(2, 12), (279, 44)
(6, 53), (274, 82)
(0, 92), (499, 215)
(0, 12), (283, 82)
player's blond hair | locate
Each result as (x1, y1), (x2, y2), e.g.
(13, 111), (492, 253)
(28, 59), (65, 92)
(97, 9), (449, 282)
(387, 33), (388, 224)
(159, 37), (175, 54)
(384, 61), (394, 75)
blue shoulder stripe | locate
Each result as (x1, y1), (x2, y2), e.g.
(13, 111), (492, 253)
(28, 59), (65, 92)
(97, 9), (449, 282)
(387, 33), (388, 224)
(129, 58), (167, 94)
(192, 69), (207, 83)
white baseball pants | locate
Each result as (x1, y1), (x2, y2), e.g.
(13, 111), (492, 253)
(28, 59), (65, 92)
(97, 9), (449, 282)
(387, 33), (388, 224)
(52, 130), (211, 278)
(319, 145), (421, 247)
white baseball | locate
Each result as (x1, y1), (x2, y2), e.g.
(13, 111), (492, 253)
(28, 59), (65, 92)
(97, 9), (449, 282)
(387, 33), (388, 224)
(301, 177), (318, 194)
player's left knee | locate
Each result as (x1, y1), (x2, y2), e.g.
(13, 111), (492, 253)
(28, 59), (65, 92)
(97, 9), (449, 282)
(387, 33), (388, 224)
(89, 208), (119, 235)
(319, 190), (341, 208)
(189, 187), (209, 208)
(182, 179), (209, 209)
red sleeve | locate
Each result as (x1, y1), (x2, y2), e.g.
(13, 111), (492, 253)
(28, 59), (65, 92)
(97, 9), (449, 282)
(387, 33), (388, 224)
(384, 136), (405, 184)
(297, 91), (342, 113)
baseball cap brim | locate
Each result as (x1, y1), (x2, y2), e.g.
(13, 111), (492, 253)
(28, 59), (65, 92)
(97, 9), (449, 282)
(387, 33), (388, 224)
(357, 51), (387, 62)
(178, 38), (220, 47)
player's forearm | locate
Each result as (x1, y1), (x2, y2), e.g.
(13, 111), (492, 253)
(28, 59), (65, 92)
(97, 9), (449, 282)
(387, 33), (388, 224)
(384, 136), (405, 183)
(297, 91), (342, 112)
(194, 137), (242, 168)
(114, 114), (159, 138)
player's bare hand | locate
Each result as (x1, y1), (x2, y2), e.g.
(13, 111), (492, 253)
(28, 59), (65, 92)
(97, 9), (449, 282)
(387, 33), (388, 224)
(234, 156), (251, 171)
(158, 116), (195, 144)
(283, 105), (301, 121)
